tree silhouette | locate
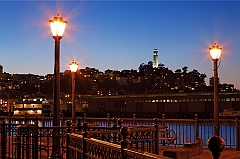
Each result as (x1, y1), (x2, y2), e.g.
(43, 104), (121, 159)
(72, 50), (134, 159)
(175, 69), (181, 73)
(158, 63), (165, 69)
(182, 66), (188, 73)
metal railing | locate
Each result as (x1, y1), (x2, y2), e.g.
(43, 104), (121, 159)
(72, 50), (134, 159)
(4, 114), (240, 147)
(1, 114), (240, 158)
(83, 114), (240, 148)
(0, 117), (164, 159)
(66, 127), (170, 159)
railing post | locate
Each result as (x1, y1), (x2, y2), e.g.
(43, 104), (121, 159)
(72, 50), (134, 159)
(154, 118), (159, 155)
(112, 117), (117, 130)
(61, 111), (64, 126)
(66, 120), (72, 159)
(195, 114), (199, 138)
(118, 118), (123, 142)
(120, 126), (131, 159)
(32, 124), (38, 159)
(236, 115), (240, 151)
(107, 113), (110, 126)
(161, 114), (165, 126)
(66, 120), (72, 133)
(8, 112), (11, 124)
(66, 133), (70, 159)
(83, 122), (89, 159)
(1, 118), (6, 159)
(133, 114), (136, 125)
(17, 126), (21, 159)
(83, 113), (86, 123)
(77, 117), (82, 131)
(161, 114), (166, 146)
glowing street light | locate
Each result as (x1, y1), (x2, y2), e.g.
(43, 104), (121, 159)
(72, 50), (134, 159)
(208, 43), (225, 159)
(209, 43), (222, 136)
(210, 43), (222, 60)
(70, 60), (78, 72)
(70, 60), (78, 123)
(49, 13), (67, 158)
(49, 13), (67, 37)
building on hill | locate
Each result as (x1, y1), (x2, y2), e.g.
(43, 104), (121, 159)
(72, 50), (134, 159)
(153, 49), (158, 68)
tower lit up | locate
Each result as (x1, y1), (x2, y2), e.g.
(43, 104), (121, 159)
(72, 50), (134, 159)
(153, 49), (158, 68)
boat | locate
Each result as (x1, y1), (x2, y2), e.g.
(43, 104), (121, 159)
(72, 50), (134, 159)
(13, 98), (51, 117)
(219, 109), (240, 117)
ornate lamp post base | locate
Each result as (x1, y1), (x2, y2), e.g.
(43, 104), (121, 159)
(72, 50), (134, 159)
(208, 136), (225, 159)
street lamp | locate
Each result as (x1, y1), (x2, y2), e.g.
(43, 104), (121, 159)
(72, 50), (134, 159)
(70, 60), (78, 123)
(209, 43), (222, 136)
(49, 13), (67, 158)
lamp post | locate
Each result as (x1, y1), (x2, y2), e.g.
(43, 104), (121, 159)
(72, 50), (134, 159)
(70, 60), (78, 123)
(49, 13), (67, 158)
(209, 43), (222, 136)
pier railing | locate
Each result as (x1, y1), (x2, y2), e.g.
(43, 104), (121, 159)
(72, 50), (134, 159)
(0, 117), (170, 159)
(67, 128), (169, 159)
(1, 113), (240, 158)
(4, 114), (240, 148)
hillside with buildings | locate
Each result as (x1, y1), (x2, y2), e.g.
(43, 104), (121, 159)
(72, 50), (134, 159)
(0, 61), (236, 100)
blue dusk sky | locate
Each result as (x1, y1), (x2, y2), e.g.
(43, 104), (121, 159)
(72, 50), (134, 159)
(1, 1), (240, 89)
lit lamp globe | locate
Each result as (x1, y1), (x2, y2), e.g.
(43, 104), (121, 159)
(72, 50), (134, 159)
(209, 43), (222, 60)
(70, 61), (78, 72)
(49, 13), (67, 37)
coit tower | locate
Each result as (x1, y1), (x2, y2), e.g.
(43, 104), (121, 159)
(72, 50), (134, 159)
(153, 49), (158, 68)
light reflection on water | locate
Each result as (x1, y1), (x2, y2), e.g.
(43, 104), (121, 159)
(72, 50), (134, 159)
(7, 119), (54, 127)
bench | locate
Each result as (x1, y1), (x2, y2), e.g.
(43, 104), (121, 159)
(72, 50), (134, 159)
(158, 126), (177, 148)
(163, 137), (203, 159)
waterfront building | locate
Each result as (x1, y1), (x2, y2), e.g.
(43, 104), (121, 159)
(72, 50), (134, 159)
(13, 98), (51, 116)
(54, 92), (240, 118)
